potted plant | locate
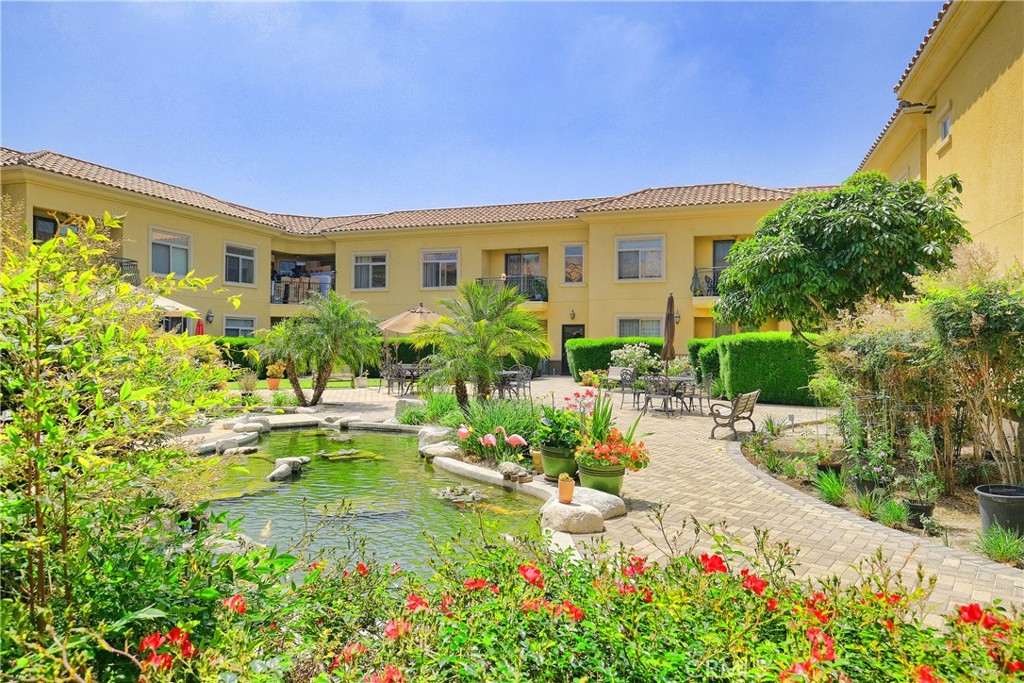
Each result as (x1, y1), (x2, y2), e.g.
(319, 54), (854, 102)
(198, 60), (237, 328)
(901, 426), (943, 528)
(534, 403), (584, 482)
(849, 437), (895, 496)
(265, 360), (286, 391)
(814, 442), (843, 477)
(557, 472), (575, 504)
(355, 370), (368, 389)
(574, 390), (649, 496)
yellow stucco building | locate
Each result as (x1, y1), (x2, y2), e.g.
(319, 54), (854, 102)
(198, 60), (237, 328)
(860, 0), (1024, 268)
(2, 0), (1020, 371)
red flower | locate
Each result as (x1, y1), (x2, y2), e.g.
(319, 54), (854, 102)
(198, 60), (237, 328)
(440, 594), (454, 617)
(166, 627), (186, 645)
(915, 664), (941, 683)
(463, 578), (489, 591)
(700, 553), (728, 574)
(881, 619), (895, 631)
(807, 628), (835, 662)
(180, 640), (197, 659)
(559, 599), (584, 622)
(766, 599), (778, 612)
(138, 632), (165, 653)
(780, 660), (815, 682)
(641, 587), (653, 603)
(342, 642), (367, 664)
(518, 563), (545, 589)
(981, 612), (1003, 629)
(367, 665), (406, 683)
(142, 652), (173, 671)
(357, 562), (370, 576)
(521, 598), (544, 613)
(406, 593), (429, 613)
(958, 603), (984, 624)
(616, 581), (637, 596)
(222, 593), (246, 614)
(1007, 661), (1024, 673)
(383, 619), (411, 640)
(742, 573), (767, 596)
(622, 556), (648, 578)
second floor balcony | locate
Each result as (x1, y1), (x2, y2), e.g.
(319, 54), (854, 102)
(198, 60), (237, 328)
(272, 274), (335, 305)
(690, 267), (725, 297)
(477, 275), (548, 302)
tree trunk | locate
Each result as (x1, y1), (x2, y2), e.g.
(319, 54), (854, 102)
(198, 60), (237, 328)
(309, 365), (331, 406)
(285, 361), (308, 406)
(455, 379), (470, 414)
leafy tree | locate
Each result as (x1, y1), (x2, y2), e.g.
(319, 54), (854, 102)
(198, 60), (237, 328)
(414, 281), (551, 411)
(265, 292), (381, 406)
(714, 172), (968, 336)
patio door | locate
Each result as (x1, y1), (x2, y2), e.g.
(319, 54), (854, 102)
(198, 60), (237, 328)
(505, 252), (540, 277)
(561, 324), (585, 375)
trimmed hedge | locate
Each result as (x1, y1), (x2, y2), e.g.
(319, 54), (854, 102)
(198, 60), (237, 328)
(564, 337), (664, 381)
(687, 338), (717, 382)
(716, 331), (819, 405)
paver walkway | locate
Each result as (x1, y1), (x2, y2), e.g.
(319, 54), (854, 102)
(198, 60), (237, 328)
(205, 377), (1022, 619)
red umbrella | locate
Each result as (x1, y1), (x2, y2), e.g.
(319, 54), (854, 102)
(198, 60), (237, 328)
(194, 318), (205, 335)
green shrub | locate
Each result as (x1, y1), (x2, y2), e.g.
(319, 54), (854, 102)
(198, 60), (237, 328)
(565, 337), (663, 381)
(877, 499), (910, 528)
(214, 336), (263, 375)
(399, 406), (428, 425)
(688, 337), (717, 381)
(716, 331), (820, 405)
(460, 399), (539, 462)
(697, 342), (721, 383)
(816, 469), (847, 506)
(975, 522), (1024, 566)
(423, 392), (459, 422)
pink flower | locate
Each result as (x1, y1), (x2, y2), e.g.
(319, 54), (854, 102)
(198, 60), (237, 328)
(383, 619), (411, 639)
(457, 425), (471, 440)
(222, 593), (246, 614)
(622, 556), (648, 578)
(518, 563), (544, 589)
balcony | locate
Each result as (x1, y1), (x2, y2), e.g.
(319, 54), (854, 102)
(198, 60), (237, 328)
(271, 275), (334, 305)
(477, 275), (548, 302)
(690, 267), (725, 297)
(108, 257), (141, 286)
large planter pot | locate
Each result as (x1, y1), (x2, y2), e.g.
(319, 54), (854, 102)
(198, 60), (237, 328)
(266, 378), (281, 391)
(578, 464), (626, 496)
(816, 462), (843, 478)
(904, 500), (935, 529)
(976, 484), (1024, 535)
(355, 376), (368, 389)
(540, 446), (577, 482)
(854, 477), (880, 497)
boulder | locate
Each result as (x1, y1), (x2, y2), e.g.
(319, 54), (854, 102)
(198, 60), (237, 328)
(220, 421), (237, 430)
(215, 438), (240, 453)
(241, 415), (272, 427)
(419, 442), (462, 460)
(333, 415), (364, 427)
(222, 446), (259, 456)
(572, 487), (627, 520)
(395, 398), (426, 419)
(418, 426), (452, 449)
(295, 406), (318, 414)
(497, 462), (530, 480)
(265, 464), (293, 482)
(540, 498), (604, 534)
(233, 422), (269, 434)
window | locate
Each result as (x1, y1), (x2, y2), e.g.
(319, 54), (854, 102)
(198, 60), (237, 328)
(353, 253), (388, 290)
(161, 316), (187, 334)
(151, 229), (190, 276)
(713, 240), (734, 269)
(422, 250), (458, 288)
(616, 237), (663, 280)
(225, 244), (256, 285)
(564, 245), (584, 283)
(224, 316), (256, 338)
(33, 216), (58, 242)
(939, 113), (951, 142)
(618, 317), (662, 337)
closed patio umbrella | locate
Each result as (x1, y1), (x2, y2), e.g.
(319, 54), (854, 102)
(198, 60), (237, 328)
(660, 292), (676, 373)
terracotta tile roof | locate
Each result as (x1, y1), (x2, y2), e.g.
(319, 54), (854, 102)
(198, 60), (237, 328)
(895, 1), (954, 93)
(578, 183), (795, 213)
(265, 213), (382, 235)
(325, 198), (607, 233)
(857, 101), (930, 171)
(1, 147), (280, 228)
(780, 185), (840, 194)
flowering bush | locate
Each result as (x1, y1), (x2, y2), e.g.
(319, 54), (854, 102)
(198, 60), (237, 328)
(850, 437), (897, 486)
(610, 342), (661, 377)
(575, 427), (650, 471)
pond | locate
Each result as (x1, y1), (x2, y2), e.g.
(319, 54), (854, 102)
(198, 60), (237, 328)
(209, 429), (540, 570)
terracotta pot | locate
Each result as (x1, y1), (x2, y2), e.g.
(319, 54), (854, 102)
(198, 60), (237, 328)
(558, 477), (575, 504)
(530, 449), (544, 475)
(355, 376), (368, 388)
(266, 377), (281, 391)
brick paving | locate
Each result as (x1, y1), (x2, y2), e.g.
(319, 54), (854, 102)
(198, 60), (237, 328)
(213, 377), (1023, 619)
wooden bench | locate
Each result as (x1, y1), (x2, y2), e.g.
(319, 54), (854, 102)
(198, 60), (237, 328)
(709, 389), (761, 439)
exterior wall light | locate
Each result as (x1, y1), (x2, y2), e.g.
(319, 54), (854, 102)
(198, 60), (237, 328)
(569, 309), (576, 320)
(673, 311), (681, 324)
(205, 309), (215, 323)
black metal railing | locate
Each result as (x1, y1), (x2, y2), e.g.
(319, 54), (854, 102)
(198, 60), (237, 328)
(477, 275), (548, 302)
(271, 276), (335, 305)
(690, 267), (725, 297)
(108, 257), (141, 286)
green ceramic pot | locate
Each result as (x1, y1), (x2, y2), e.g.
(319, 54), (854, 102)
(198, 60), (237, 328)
(540, 445), (577, 482)
(578, 463), (626, 496)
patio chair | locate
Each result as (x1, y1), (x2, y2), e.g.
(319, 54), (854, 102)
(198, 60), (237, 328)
(709, 389), (761, 439)
(641, 375), (680, 415)
(619, 368), (641, 409)
(673, 375), (699, 413)
(691, 373), (715, 416)
(381, 362), (406, 395)
(512, 364), (533, 399)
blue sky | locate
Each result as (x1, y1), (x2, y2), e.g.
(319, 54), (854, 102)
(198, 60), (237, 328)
(2, 2), (942, 217)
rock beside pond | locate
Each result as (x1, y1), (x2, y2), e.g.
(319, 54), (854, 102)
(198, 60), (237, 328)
(420, 442), (461, 461)
(572, 488), (627, 520)
(419, 426), (452, 448)
(395, 398), (426, 419)
(295, 406), (318, 414)
(233, 422), (270, 434)
(498, 462), (530, 480)
(222, 446), (259, 456)
(436, 486), (483, 504)
(265, 456), (311, 482)
(540, 498), (604, 534)
(241, 415), (272, 427)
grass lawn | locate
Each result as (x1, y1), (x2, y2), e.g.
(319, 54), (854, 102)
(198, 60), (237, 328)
(228, 378), (384, 390)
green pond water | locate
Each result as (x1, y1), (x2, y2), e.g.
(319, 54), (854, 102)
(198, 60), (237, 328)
(209, 430), (540, 569)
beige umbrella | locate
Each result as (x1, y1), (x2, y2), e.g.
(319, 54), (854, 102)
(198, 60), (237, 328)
(128, 285), (197, 314)
(660, 292), (676, 373)
(377, 303), (441, 338)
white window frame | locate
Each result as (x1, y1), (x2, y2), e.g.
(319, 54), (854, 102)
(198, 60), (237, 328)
(563, 244), (585, 285)
(616, 316), (663, 338)
(421, 248), (459, 290)
(150, 227), (191, 277)
(224, 316), (256, 338)
(615, 235), (665, 282)
(936, 101), (952, 152)
(224, 241), (257, 287)
(352, 252), (389, 291)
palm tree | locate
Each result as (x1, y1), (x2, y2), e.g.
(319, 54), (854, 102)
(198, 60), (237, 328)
(413, 281), (551, 412)
(257, 292), (380, 406)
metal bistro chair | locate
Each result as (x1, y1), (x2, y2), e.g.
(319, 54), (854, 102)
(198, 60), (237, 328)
(673, 375), (699, 414)
(641, 375), (680, 415)
(513, 364), (533, 400)
(619, 368), (641, 409)
(383, 362), (406, 395)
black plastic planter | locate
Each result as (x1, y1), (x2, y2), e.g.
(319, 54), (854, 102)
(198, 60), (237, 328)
(975, 484), (1024, 536)
(904, 501), (935, 529)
